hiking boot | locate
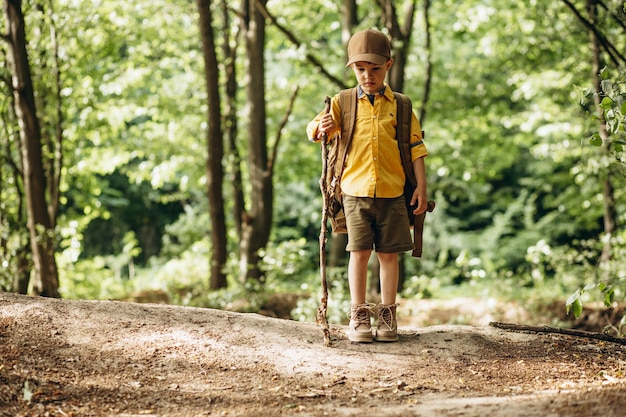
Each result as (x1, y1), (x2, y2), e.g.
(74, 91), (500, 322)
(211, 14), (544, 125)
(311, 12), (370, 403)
(348, 303), (375, 343)
(375, 303), (399, 342)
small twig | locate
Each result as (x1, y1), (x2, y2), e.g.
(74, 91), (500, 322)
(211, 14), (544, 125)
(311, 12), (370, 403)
(268, 85), (299, 175)
(489, 321), (626, 345)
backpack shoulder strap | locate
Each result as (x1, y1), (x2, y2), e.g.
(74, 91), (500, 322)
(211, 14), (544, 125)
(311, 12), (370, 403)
(394, 92), (417, 188)
(339, 87), (358, 150)
(327, 87), (358, 203)
(335, 87), (358, 179)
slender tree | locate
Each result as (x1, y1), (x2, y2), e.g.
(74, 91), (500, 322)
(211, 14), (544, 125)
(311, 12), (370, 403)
(418, 0), (432, 125)
(221, 0), (245, 241)
(2, 0), (59, 297)
(378, 0), (417, 93)
(0, 85), (30, 294)
(197, 0), (228, 289)
(33, 0), (63, 229)
(238, 0), (272, 281)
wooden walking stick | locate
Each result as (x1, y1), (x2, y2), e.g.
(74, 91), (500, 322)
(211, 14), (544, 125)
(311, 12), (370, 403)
(316, 96), (332, 347)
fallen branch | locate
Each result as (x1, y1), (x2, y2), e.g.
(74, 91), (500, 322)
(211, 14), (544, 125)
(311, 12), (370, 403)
(489, 322), (626, 345)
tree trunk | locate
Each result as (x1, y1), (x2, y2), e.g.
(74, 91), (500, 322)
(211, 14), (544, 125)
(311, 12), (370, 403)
(380, 0), (417, 93)
(341, 0), (357, 56)
(239, 0), (272, 282)
(32, 0), (63, 229)
(221, 0), (245, 241)
(197, 0), (228, 289)
(13, 247), (30, 293)
(588, 0), (616, 263)
(3, 0), (59, 297)
(0, 70), (32, 294)
(328, 233), (348, 267)
(418, 0), (432, 125)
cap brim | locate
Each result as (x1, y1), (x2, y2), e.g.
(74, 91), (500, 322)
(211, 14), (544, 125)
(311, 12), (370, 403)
(346, 53), (388, 67)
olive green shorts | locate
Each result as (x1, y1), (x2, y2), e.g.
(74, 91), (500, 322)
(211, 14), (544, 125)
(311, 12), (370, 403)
(343, 195), (414, 253)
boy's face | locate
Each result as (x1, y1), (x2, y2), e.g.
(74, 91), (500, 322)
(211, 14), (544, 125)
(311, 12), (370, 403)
(350, 59), (393, 95)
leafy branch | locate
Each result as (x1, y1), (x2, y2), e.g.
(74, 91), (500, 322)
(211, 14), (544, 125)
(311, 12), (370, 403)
(255, 1), (348, 91)
(566, 276), (626, 338)
(585, 67), (626, 160)
(561, 0), (626, 67)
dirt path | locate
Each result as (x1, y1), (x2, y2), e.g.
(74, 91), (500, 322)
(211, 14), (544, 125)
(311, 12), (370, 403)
(1, 292), (626, 416)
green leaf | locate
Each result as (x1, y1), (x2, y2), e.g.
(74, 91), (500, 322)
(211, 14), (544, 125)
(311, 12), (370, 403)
(603, 287), (614, 308)
(583, 283), (596, 291)
(566, 290), (581, 312)
(601, 96), (614, 109)
(589, 133), (602, 146)
(570, 298), (583, 318)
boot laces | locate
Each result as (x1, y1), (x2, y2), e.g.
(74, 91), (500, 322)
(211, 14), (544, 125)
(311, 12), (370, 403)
(350, 303), (375, 326)
(378, 303), (399, 330)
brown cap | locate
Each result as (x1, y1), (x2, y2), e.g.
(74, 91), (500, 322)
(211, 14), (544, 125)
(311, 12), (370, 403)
(346, 29), (391, 67)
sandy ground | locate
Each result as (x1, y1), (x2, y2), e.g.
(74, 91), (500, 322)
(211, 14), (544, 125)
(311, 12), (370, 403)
(1, 292), (626, 416)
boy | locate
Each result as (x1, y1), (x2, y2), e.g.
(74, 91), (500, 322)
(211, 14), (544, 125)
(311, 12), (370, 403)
(307, 29), (428, 343)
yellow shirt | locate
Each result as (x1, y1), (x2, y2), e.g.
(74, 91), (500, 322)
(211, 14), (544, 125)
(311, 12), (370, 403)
(307, 85), (428, 198)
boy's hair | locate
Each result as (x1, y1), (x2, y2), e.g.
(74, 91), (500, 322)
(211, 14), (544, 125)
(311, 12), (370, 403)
(346, 29), (391, 67)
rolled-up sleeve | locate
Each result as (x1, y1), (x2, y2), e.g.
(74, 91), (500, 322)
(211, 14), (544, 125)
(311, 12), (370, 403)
(410, 112), (428, 161)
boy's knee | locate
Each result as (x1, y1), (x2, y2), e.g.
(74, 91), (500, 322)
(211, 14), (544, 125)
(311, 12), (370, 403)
(350, 250), (371, 262)
(377, 252), (397, 261)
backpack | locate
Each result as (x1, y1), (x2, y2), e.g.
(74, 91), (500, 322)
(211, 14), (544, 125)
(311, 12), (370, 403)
(325, 87), (420, 234)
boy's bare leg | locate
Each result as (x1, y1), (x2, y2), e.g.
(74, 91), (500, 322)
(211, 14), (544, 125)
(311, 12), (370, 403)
(375, 252), (400, 342)
(348, 250), (374, 342)
(348, 250), (372, 304)
(377, 252), (399, 304)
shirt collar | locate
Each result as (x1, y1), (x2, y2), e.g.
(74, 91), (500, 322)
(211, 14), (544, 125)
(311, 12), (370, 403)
(357, 84), (394, 101)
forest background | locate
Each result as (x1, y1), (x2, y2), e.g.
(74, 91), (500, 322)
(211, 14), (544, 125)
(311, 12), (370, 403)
(1, 0), (625, 330)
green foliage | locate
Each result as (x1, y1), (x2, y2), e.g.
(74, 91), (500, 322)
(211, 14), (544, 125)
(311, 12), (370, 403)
(564, 67), (626, 332)
(586, 68), (626, 159)
(566, 277), (626, 338)
(541, 233), (626, 335)
(292, 267), (351, 325)
(3, 0), (626, 327)
(59, 257), (132, 300)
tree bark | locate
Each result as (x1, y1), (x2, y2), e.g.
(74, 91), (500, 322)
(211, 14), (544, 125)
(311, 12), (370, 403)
(221, 0), (245, 241)
(239, 0), (272, 282)
(0, 70), (32, 294)
(341, 0), (357, 57)
(197, 0), (228, 289)
(418, 0), (432, 125)
(3, 0), (59, 297)
(32, 0), (63, 229)
(379, 0), (416, 93)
